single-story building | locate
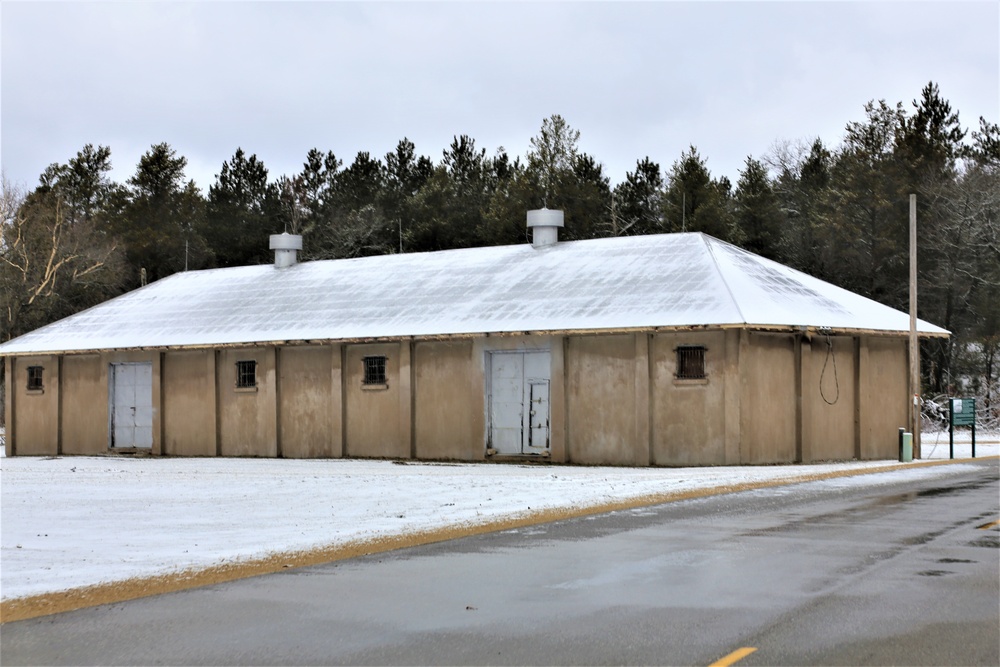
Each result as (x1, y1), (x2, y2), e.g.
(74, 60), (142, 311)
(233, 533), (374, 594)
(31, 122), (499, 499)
(1, 210), (948, 465)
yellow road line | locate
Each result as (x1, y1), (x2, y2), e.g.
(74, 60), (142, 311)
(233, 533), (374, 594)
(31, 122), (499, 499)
(977, 519), (1000, 530)
(708, 647), (758, 667)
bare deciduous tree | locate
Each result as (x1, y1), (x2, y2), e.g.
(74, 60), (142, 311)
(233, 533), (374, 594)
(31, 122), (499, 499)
(1, 172), (124, 342)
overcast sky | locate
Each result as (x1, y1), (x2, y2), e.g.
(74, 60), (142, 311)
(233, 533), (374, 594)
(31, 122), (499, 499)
(2, 1), (997, 195)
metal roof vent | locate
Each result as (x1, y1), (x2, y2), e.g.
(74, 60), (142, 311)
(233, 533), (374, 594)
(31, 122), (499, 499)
(526, 208), (564, 248)
(269, 233), (303, 268)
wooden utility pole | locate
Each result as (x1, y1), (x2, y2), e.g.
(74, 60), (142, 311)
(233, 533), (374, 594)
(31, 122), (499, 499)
(909, 194), (921, 458)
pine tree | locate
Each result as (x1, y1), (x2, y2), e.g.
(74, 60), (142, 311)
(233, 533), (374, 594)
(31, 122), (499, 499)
(526, 114), (580, 208)
(300, 148), (342, 221)
(898, 82), (966, 182)
(114, 143), (206, 284)
(37, 144), (120, 227)
(383, 139), (432, 252)
(771, 138), (832, 275)
(662, 146), (734, 240)
(827, 100), (910, 305)
(335, 151), (385, 214)
(733, 156), (781, 257)
(203, 148), (277, 268)
(969, 117), (1000, 168)
(560, 154), (611, 241)
(514, 115), (610, 240)
(310, 151), (392, 259)
(611, 158), (664, 236)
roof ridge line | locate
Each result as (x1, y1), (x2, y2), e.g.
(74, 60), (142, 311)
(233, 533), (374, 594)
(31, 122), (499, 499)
(701, 234), (747, 325)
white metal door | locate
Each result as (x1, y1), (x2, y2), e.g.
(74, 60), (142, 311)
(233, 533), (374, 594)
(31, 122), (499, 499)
(489, 353), (524, 455)
(110, 362), (153, 449)
(489, 351), (550, 455)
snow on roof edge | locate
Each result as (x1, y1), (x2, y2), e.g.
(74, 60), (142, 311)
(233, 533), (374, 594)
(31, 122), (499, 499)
(0, 322), (950, 357)
(0, 233), (950, 356)
(701, 233), (747, 324)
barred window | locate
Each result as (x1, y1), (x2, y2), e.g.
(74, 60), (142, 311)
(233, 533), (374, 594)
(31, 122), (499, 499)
(363, 355), (387, 385)
(235, 360), (257, 389)
(27, 366), (44, 391)
(676, 346), (706, 380)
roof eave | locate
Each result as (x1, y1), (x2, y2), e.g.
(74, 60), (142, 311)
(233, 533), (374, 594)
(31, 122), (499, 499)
(0, 322), (950, 357)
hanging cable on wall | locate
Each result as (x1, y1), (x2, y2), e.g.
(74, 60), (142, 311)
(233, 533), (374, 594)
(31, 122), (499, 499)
(819, 331), (840, 405)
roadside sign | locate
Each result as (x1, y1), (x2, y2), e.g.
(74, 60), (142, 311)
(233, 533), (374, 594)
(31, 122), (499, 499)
(948, 398), (977, 459)
(950, 398), (975, 426)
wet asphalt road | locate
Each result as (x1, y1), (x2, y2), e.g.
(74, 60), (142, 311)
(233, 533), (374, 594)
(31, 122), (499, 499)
(2, 459), (998, 667)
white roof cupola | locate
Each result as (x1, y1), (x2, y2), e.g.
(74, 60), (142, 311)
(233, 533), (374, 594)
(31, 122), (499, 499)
(526, 208), (564, 248)
(269, 233), (303, 268)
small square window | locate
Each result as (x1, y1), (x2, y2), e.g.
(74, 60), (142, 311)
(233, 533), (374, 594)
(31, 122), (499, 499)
(676, 346), (706, 380)
(235, 360), (257, 389)
(363, 355), (387, 385)
(27, 366), (44, 391)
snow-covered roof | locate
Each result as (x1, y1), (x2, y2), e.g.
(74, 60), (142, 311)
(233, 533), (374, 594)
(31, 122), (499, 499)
(0, 233), (948, 355)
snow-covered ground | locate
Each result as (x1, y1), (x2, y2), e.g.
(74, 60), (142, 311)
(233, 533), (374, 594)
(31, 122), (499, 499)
(919, 429), (998, 459)
(1, 432), (996, 603)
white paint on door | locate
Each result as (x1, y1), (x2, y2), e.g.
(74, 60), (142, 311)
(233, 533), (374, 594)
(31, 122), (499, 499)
(110, 362), (153, 449)
(527, 380), (550, 452)
(488, 351), (550, 455)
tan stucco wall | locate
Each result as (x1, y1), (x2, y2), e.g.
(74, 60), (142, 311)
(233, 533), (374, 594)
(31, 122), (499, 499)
(162, 350), (217, 456)
(345, 343), (406, 458)
(4, 329), (919, 466)
(549, 337), (567, 463)
(565, 334), (643, 465)
(60, 355), (106, 455)
(650, 331), (728, 466)
(413, 340), (482, 461)
(217, 348), (277, 457)
(9, 355), (60, 455)
(859, 338), (908, 459)
(741, 333), (797, 463)
(801, 336), (857, 461)
(278, 346), (340, 458)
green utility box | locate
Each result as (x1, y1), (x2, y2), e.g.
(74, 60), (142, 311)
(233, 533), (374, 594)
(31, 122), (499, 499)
(898, 430), (913, 463)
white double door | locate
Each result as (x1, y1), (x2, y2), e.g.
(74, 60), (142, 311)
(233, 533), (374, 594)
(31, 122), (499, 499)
(110, 362), (153, 449)
(489, 351), (550, 455)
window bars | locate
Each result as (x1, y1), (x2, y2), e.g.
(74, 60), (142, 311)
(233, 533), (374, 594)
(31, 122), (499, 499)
(363, 355), (387, 385)
(675, 346), (706, 380)
(235, 360), (257, 389)
(27, 366), (44, 391)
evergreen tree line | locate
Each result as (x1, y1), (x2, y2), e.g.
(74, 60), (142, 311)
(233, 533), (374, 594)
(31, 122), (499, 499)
(2, 82), (998, 424)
